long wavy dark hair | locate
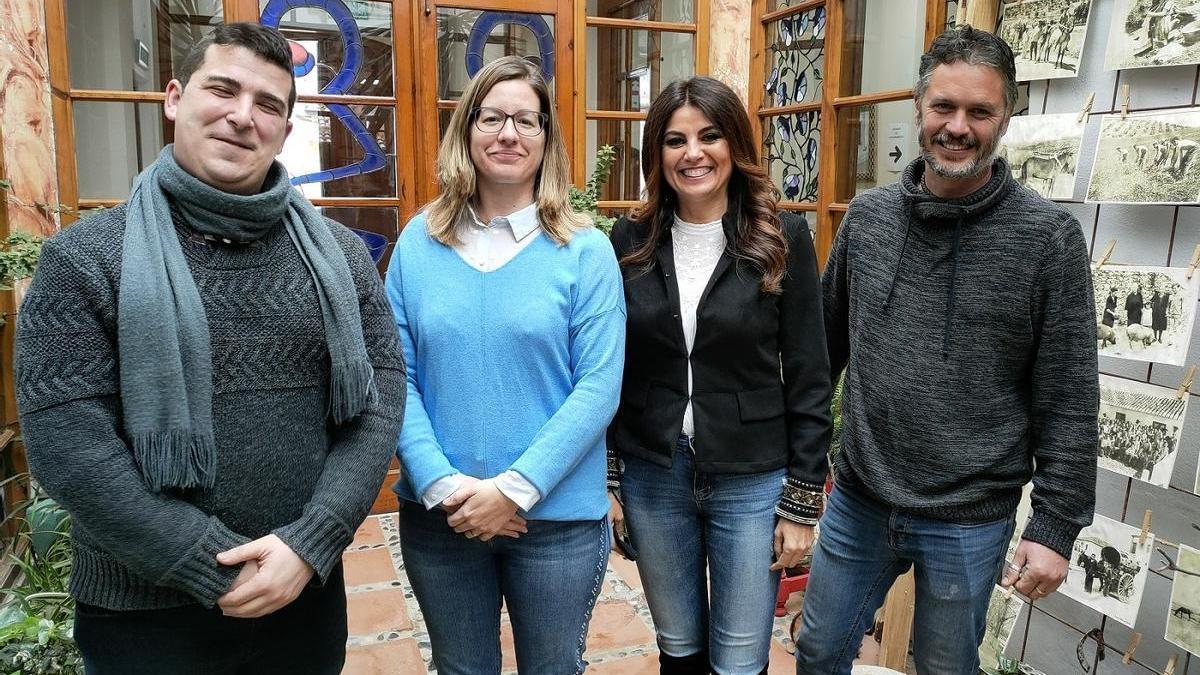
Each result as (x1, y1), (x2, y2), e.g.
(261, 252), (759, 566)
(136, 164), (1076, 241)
(624, 77), (787, 294)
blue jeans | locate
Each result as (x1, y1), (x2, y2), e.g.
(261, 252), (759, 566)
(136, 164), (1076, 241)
(398, 500), (608, 674)
(621, 436), (786, 674)
(793, 486), (1015, 675)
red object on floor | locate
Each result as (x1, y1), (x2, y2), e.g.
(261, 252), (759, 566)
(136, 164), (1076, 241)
(775, 568), (810, 617)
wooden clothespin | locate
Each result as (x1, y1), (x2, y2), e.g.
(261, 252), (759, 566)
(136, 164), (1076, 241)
(1187, 245), (1200, 279)
(1177, 366), (1196, 399)
(1164, 653), (1178, 675)
(1094, 240), (1116, 269)
(1140, 510), (1153, 547)
(1121, 84), (1131, 120)
(1123, 632), (1142, 664)
(1078, 92), (1096, 125)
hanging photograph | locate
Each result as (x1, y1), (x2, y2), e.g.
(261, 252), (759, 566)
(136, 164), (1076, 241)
(978, 585), (1026, 675)
(1059, 513), (1154, 627)
(1086, 109), (1200, 204)
(1105, 0), (1200, 70)
(1166, 544), (1200, 656)
(1093, 264), (1200, 365)
(1000, 113), (1085, 200)
(1098, 375), (1188, 488)
(998, 0), (1094, 81)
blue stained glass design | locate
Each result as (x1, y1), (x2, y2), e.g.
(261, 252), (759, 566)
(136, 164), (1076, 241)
(765, 7), (824, 107)
(764, 111), (820, 202)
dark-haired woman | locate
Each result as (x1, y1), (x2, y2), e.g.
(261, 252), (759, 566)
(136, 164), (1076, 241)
(606, 76), (831, 674)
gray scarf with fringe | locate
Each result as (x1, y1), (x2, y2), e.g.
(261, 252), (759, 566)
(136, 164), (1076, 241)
(120, 145), (375, 492)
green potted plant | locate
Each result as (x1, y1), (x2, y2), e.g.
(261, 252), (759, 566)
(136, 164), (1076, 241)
(0, 231), (44, 308)
(570, 145), (618, 235)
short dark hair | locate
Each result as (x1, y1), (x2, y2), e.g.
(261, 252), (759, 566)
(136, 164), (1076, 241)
(176, 22), (297, 115)
(915, 25), (1018, 115)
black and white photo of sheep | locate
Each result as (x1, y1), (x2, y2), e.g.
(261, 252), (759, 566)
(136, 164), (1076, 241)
(1093, 264), (1199, 365)
(1087, 109), (1200, 204)
(1106, 0), (1200, 71)
(1059, 513), (1153, 628)
(1165, 544), (1200, 656)
(1098, 375), (1187, 488)
(999, 0), (1093, 81)
(1000, 113), (1085, 200)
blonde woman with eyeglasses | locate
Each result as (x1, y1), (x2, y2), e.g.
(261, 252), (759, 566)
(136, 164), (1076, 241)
(384, 55), (626, 674)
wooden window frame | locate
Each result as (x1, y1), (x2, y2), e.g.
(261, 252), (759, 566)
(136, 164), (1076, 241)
(749, 0), (949, 265)
(574, 0), (710, 210)
(45, 0), (417, 226)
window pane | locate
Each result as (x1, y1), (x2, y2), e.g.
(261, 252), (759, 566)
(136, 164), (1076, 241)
(841, 0), (926, 96)
(586, 29), (694, 111)
(281, 103), (397, 200)
(586, 0), (693, 23)
(764, 8), (825, 108)
(763, 111), (820, 203)
(73, 101), (168, 200)
(68, 0), (221, 91)
(259, 0), (393, 98)
(437, 9), (556, 101)
(586, 120), (646, 202)
(836, 100), (918, 201)
(319, 206), (399, 271)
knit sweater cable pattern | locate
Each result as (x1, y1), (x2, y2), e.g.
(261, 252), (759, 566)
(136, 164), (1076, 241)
(15, 205), (406, 610)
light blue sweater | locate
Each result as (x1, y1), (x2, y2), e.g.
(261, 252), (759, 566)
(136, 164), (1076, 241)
(385, 213), (626, 520)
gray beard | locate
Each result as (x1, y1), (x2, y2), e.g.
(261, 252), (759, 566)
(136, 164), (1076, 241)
(918, 123), (1000, 179)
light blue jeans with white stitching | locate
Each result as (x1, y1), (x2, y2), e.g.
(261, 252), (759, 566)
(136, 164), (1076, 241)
(793, 485), (1015, 675)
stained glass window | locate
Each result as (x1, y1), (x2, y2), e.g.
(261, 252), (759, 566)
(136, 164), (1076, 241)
(764, 111), (821, 203)
(764, 7), (826, 107)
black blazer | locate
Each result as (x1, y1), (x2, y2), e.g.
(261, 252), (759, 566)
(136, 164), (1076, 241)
(608, 210), (832, 485)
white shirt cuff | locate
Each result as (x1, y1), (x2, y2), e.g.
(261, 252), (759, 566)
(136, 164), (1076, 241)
(421, 473), (465, 509)
(494, 470), (541, 511)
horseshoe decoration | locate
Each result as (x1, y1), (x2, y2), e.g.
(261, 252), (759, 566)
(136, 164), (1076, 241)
(260, 0), (388, 186)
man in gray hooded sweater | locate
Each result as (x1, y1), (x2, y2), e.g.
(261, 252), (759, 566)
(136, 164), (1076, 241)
(794, 27), (1098, 674)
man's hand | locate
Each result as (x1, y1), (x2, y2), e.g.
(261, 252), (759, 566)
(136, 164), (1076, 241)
(1001, 539), (1068, 601)
(444, 479), (526, 542)
(216, 534), (314, 618)
(771, 520), (815, 572)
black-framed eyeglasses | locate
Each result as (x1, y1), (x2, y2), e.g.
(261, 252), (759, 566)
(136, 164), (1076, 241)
(471, 107), (548, 137)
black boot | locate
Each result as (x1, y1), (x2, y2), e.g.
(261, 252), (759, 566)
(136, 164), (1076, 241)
(659, 651), (710, 675)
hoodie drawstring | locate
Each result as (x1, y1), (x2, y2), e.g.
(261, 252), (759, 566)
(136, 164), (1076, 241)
(942, 217), (963, 358)
(883, 218), (914, 311)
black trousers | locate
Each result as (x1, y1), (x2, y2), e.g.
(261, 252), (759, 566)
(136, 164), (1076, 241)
(74, 564), (347, 675)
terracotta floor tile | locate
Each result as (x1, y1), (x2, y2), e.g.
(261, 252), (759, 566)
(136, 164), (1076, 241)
(607, 553), (643, 593)
(499, 618), (518, 671)
(346, 588), (412, 636)
(342, 638), (423, 674)
(342, 548), (398, 587)
(585, 600), (655, 651)
(589, 652), (660, 674)
(351, 517), (386, 549)
(769, 638), (796, 674)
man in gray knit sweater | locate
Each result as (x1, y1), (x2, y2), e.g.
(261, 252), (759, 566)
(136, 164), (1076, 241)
(14, 24), (404, 673)
(794, 27), (1098, 674)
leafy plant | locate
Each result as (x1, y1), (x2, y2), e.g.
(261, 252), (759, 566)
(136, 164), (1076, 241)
(0, 488), (79, 674)
(0, 232), (43, 291)
(829, 370), (845, 460)
(570, 145), (618, 235)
